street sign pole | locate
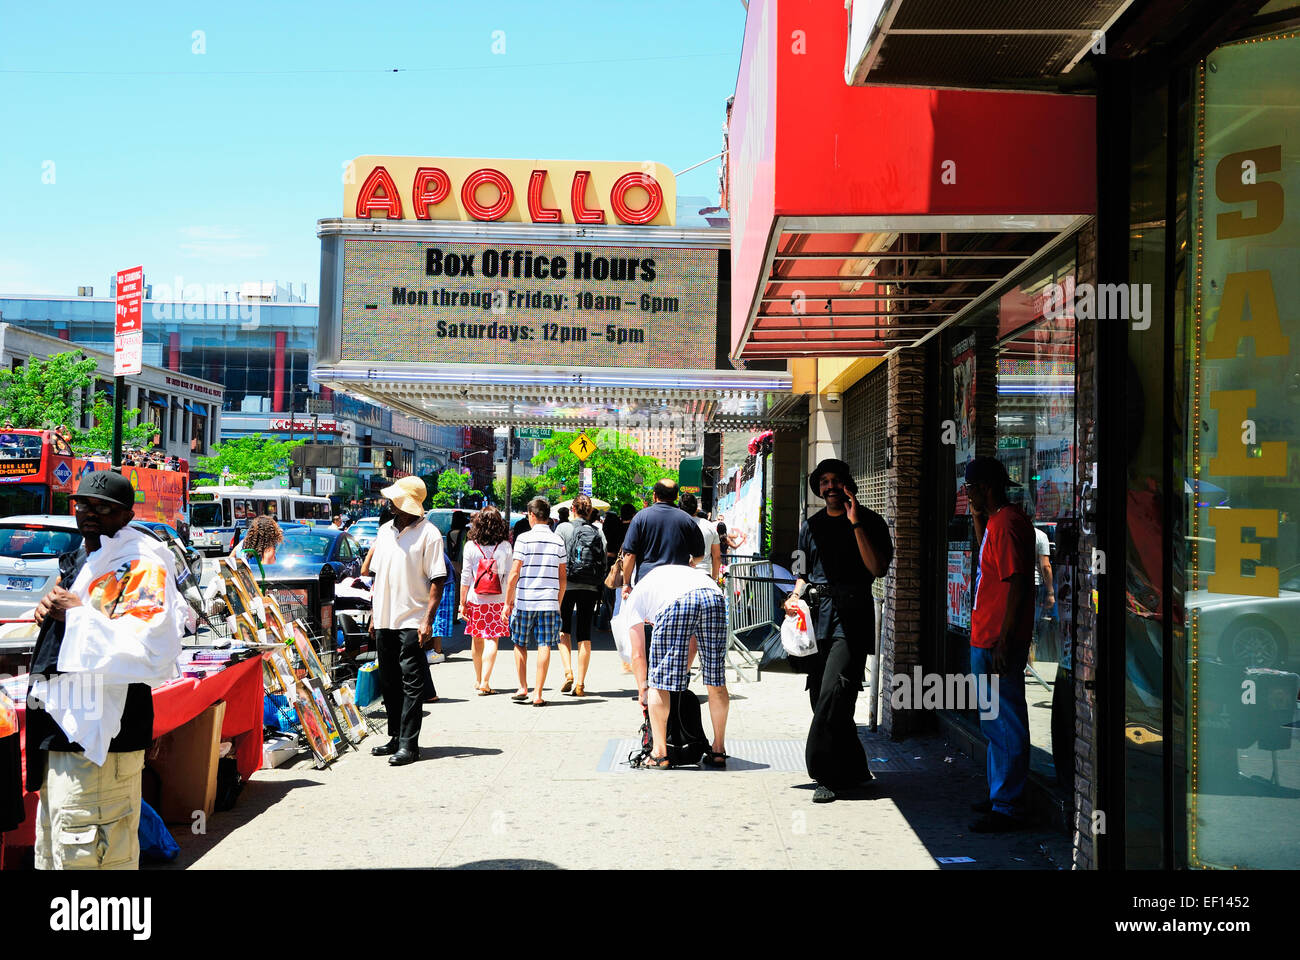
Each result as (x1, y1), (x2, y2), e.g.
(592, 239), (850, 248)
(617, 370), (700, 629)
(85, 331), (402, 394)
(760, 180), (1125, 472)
(111, 375), (124, 470)
(504, 426), (514, 530)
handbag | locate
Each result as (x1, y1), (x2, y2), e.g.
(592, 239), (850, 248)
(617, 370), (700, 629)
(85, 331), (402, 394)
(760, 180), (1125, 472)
(472, 542), (503, 595)
(604, 551), (624, 590)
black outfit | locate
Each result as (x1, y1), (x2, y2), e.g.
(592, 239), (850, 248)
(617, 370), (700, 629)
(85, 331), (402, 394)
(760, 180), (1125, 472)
(376, 628), (426, 750)
(797, 508), (892, 790)
(24, 547), (155, 791)
(561, 592), (598, 645)
(1, 703), (22, 833)
(622, 501), (705, 580)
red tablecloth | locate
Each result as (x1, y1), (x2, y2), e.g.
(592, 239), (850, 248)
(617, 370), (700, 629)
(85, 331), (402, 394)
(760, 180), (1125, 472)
(1, 655), (264, 867)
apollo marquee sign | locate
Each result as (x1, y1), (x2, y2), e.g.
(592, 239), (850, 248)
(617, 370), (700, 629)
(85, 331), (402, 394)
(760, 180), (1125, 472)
(343, 157), (676, 226)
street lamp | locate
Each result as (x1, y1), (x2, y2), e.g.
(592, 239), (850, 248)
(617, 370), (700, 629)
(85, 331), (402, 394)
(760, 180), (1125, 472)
(452, 449), (492, 506)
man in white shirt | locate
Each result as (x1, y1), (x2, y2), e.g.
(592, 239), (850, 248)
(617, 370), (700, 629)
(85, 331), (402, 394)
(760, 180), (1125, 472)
(503, 498), (567, 706)
(680, 493), (720, 580)
(625, 563), (729, 769)
(368, 476), (446, 766)
(28, 470), (186, 869)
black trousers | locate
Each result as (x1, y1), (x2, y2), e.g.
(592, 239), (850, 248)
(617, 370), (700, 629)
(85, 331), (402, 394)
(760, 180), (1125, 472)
(560, 591), (598, 646)
(376, 628), (425, 749)
(805, 634), (871, 789)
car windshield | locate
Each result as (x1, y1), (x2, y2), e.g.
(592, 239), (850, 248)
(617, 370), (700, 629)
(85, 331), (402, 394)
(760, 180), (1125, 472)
(272, 533), (334, 563)
(0, 524), (82, 559)
(351, 521), (378, 534)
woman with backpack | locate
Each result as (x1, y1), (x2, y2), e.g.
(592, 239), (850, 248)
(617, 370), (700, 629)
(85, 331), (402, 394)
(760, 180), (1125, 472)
(556, 494), (607, 697)
(458, 507), (513, 695)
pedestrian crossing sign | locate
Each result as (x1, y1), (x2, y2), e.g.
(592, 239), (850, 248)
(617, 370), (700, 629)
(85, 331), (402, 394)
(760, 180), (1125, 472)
(569, 432), (597, 462)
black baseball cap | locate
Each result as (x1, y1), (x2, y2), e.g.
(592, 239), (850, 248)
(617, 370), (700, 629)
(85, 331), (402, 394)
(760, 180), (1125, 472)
(964, 456), (1021, 489)
(72, 470), (136, 509)
(809, 458), (858, 497)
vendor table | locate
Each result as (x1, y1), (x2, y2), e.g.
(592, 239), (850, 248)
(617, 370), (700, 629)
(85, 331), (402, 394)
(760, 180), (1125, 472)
(1, 655), (264, 868)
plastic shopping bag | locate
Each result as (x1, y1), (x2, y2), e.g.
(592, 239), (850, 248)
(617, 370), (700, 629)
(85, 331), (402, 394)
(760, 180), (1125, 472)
(610, 596), (637, 664)
(780, 598), (818, 657)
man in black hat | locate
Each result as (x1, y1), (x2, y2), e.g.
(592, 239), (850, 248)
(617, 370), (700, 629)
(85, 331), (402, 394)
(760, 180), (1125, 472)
(783, 458), (892, 802)
(27, 469), (185, 869)
(963, 456), (1035, 831)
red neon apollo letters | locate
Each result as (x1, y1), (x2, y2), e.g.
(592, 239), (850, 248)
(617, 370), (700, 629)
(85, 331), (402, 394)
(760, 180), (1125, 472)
(354, 165), (665, 224)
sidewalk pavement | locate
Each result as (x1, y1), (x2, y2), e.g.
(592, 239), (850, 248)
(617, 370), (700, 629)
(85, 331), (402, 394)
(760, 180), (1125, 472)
(160, 628), (1073, 870)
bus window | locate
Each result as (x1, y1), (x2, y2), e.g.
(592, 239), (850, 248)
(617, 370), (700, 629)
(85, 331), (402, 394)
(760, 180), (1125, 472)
(223, 500), (232, 525)
(52, 491), (70, 516)
(234, 500), (247, 521)
(265, 501), (278, 518)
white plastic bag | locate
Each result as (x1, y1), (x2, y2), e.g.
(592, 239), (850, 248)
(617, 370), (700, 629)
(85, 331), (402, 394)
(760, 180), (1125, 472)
(780, 598), (818, 657)
(610, 595), (637, 664)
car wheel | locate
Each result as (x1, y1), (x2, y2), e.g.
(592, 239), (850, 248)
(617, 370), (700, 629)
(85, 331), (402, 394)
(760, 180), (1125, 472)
(1220, 617), (1286, 669)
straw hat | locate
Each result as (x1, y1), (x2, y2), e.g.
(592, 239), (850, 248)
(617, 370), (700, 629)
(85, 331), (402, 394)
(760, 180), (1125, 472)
(381, 475), (427, 516)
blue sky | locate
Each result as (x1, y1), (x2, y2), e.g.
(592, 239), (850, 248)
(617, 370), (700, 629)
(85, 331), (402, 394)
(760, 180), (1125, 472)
(0, 1), (746, 299)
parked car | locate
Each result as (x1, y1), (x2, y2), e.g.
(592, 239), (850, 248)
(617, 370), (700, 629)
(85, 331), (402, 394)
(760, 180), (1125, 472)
(348, 518), (381, 552)
(251, 528), (364, 583)
(1186, 562), (1300, 671)
(133, 520), (203, 582)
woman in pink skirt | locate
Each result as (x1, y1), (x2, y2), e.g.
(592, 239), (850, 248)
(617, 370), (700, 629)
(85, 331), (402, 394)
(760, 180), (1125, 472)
(458, 506), (513, 695)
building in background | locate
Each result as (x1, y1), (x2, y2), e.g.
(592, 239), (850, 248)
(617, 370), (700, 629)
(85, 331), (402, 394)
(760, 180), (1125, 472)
(0, 322), (223, 462)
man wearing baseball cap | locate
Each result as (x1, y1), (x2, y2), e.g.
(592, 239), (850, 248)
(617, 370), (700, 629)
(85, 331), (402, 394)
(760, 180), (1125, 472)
(783, 458), (892, 802)
(964, 456), (1035, 832)
(367, 475), (447, 766)
(27, 469), (186, 869)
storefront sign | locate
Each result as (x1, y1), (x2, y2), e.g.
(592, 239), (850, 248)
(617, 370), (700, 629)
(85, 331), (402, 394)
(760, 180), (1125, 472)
(269, 419), (340, 433)
(946, 544), (972, 631)
(339, 240), (717, 369)
(345, 157), (675, 226)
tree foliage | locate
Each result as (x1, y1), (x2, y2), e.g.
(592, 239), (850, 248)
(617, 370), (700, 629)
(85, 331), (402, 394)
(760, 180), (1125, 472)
(428, 469), (476, 508)
(529, 429), (674, 509)
(195, 434), (304, 486)
(490, 474), (540, 510)
(0, 351), (153, 453)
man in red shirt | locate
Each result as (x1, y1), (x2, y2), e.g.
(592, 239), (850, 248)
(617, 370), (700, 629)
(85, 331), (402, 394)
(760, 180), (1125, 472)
(965, 457), (1035, 832)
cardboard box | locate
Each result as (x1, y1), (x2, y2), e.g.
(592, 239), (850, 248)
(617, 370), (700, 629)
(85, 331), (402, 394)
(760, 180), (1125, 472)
(148, 701), (226, 824)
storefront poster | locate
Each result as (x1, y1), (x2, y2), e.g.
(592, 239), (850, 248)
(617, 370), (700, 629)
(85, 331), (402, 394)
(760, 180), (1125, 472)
(952, 334), (977, 516)
(946, 543), (972, 631)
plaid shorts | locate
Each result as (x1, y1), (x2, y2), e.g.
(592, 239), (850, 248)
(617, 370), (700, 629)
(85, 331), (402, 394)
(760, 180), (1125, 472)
(649, 587), (727, 691)
(510, 608), (563, 649)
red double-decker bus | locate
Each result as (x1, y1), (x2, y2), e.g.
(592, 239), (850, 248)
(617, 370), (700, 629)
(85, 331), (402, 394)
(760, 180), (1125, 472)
(0, 429), (189, 529)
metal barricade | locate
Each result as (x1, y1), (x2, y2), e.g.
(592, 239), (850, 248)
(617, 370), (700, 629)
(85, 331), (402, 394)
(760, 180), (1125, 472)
(722, 557), (783, 682)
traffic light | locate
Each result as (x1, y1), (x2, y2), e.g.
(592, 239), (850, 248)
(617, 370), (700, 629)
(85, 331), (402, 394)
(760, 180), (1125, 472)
(511, 438), (521, 460)
(384, 447), (395, 471)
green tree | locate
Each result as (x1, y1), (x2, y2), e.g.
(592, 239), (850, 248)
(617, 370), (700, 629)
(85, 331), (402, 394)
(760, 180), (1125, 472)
(529, 429), (674, 509)
(429, 469), (475, 508)
(195, 434), (304, 486)
(0, 350), (153, 452)
(491, 474), (539, 510)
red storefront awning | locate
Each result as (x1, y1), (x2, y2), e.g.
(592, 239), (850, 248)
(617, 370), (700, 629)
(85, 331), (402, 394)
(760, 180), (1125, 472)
(729, 0), (1096, 359)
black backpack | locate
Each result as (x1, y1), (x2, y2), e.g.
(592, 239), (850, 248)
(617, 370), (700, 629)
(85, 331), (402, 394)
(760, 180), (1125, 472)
(628, 689), (710, 768)
(566, 520), (605, 585)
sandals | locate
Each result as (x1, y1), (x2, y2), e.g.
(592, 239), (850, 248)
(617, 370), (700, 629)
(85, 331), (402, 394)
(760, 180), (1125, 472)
(532, 699), (547, 707)
(477, 686), (494, 696)
(703, 751), (728, 769)
(643, 755), (671, 769)
(510, 692), (530, 702)
(560, 672), (574, 694)
(572, 684), (585, 698)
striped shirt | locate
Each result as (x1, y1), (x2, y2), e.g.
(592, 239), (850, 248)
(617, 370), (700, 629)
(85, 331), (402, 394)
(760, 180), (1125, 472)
(511, 525), (567, 611)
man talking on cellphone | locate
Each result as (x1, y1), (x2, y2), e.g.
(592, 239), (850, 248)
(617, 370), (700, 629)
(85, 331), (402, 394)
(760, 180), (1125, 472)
(783, 459), (891, 803)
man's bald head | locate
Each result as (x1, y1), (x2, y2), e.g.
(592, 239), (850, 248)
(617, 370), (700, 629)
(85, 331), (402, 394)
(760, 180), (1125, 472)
(652, 479), (678, 504)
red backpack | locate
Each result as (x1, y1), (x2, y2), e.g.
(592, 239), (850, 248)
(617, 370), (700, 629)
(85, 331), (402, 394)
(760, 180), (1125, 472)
(472, 542), (502, 595)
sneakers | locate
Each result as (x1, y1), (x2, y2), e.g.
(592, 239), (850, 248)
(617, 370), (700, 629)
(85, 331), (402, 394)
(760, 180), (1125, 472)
(968, 811), (1026, 833)
(427, 652), (446, 665)
(812, 785), (837, 803)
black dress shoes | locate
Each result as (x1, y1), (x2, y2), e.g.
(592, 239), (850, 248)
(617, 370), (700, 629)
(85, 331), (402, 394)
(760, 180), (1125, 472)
(371, 739), (399, 756)
(388, 747), (419, 766)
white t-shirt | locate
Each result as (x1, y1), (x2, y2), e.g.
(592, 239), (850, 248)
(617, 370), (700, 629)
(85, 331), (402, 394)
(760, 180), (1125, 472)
(511, 525), (567, 612)
(697, 517), (719, 562)
(370, 517), (447, 630)
(460, 538), (513, 603)
(625, 563), (723, 626)
(1034, 526), (1050, 586)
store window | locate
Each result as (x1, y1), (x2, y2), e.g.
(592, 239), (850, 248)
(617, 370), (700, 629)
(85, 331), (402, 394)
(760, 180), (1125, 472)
(1186, 31), (1300, 870)
(944, 247), (1079, 789)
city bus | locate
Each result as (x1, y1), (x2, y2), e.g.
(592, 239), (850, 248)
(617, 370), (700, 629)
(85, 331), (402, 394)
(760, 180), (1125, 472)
(189, 486), (333, 555)
(0, 428), (190, 529)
